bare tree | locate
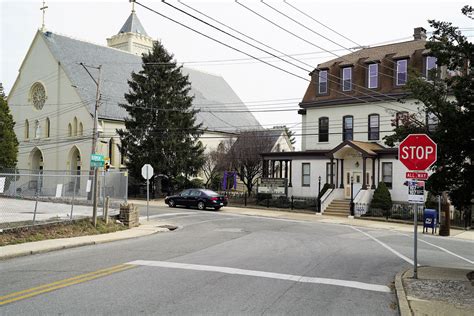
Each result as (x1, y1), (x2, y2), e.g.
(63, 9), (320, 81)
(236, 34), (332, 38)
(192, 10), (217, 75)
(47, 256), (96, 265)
(227, 130), (273, 195)
(202, 139), (234, 189)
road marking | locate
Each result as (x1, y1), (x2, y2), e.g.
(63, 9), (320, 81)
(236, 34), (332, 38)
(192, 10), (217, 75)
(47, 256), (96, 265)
(393, 231), (474, 265)
(127, 260), (391, 293)
(351, 227), (415, 265)
(0, 264), (135, 306)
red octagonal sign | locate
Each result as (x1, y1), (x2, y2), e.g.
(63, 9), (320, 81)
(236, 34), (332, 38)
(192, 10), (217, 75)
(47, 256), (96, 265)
(399, 134), (437, 171)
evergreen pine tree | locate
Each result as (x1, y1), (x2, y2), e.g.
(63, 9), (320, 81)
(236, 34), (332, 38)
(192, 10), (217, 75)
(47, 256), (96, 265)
(0, 83), (19, 169)
(118, 42), (205, 183)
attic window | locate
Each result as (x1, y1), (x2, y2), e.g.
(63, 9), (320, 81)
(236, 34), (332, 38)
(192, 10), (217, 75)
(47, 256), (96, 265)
(396, 59), (408, 85)
(318, 70), (328, 94)
(342, 67), (352, 91)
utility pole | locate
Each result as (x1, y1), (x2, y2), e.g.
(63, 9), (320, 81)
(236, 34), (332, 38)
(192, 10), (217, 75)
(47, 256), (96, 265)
(80, 63), (102, 227)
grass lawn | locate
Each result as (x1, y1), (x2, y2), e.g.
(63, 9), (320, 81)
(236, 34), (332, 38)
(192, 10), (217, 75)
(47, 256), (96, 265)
(0, 218), (127, 246)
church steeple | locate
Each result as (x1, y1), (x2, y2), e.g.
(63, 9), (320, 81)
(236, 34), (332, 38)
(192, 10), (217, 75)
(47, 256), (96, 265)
(106, 5), (154, 56)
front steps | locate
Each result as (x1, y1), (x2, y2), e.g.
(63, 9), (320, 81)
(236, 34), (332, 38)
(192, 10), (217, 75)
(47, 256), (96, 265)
(324, 199), (351, 217)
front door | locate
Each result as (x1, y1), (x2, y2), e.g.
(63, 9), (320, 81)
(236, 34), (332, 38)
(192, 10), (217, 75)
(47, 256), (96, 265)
(344, 171), (363, 199)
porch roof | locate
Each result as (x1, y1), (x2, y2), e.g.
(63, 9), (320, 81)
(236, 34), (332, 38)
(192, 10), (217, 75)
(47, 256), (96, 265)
(328, 141), (385, 158)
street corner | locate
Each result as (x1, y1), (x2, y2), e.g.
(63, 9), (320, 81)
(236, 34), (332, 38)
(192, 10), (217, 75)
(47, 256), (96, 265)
(397, 266), (474, 316)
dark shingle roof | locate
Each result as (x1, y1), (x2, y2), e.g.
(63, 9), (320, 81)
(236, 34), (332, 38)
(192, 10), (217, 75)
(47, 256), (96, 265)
(317, 40), (428, 68)
(118, 12), (149, 36)
(41, 31), (261, 132)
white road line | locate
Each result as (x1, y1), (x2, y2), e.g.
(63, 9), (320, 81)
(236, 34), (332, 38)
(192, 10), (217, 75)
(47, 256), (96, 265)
(127, 260), (391, 293)
(394, 231), (474, 265)
(351, 226), (415, 265)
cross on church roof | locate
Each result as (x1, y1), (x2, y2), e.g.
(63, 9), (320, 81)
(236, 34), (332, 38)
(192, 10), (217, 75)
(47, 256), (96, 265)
(40, 0), (48, 31)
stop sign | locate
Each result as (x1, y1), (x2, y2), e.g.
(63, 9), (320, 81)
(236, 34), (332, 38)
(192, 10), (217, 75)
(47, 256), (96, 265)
(399, 134), (437, 171)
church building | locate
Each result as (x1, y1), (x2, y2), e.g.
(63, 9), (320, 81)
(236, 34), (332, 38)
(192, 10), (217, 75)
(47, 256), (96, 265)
(7, 8), (261, 176)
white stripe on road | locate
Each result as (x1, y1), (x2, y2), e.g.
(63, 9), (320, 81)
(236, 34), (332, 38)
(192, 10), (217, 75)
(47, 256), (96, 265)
(351, 227), (415, 265)
(127, 260), (391, 293)
(394, 231), (474, 265)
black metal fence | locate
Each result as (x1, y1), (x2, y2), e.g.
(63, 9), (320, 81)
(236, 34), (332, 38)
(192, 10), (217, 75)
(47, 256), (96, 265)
(357, 202), (472, 229)
(223, 192), (318, 212)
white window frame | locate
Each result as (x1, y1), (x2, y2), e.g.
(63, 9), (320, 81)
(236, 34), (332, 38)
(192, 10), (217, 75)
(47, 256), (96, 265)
(368, 63), (378, 89)
(425, 56), (437, 79)
(396, 60), (408, 86)
(382, 162), (393, 189)
(302, 163), (311, 187)
(342, 67), (352, 91)
(318, 70), (328, 94)
(368, 114), (380, 140)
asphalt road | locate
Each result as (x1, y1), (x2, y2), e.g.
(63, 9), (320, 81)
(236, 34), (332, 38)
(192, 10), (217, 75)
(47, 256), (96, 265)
(1, 205), (473, 315)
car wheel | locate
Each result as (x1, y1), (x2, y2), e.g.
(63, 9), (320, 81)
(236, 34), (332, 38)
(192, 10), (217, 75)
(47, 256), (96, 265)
(168, 199), (176, 208)
(197, 201), (206, 210)
(214, 207), (221, 211)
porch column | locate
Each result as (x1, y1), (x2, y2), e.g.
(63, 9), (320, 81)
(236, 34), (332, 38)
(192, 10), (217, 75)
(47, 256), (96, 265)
(330, 157), (334, 186)
(339, 159), (344, 188)
(271, 160), (275, 178)
(288, 160), (292, 187)
(279, 160), (283, 178)
(377, 157), (380, 187)
(362, 157), (367, 189)
(284, 160), (288, 179)
(335, 159), (339, 188)
(371, 158), (376, 189)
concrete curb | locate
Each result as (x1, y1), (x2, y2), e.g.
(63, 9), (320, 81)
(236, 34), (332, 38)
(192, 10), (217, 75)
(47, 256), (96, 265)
(0, 224), (171, 261)
(395, 269), (412, 316)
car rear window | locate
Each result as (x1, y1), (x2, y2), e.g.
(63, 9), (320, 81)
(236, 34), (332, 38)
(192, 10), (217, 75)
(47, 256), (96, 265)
(201, 190), (219, 197)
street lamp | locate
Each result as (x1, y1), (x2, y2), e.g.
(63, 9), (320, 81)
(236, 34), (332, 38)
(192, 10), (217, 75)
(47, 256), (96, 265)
(350, 176), (355, 216)
(317, 176), (321, 213)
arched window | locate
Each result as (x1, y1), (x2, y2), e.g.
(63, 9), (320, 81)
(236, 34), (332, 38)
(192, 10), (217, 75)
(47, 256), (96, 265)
(25, 120), (30, 139)
(342, 115), (353, 141)
(45, 118), (50, 138)
(68, 123), (72, 137)
(318, 117), (329, 142)
(79, 122), (83, 136)
(73, 117), (78, 136)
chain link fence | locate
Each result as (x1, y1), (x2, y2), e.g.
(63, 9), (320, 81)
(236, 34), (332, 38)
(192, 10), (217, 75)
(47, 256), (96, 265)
(0, 169), (128, 230)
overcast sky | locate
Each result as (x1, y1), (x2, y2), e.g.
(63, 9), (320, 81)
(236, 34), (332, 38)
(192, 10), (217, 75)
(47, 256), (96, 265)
(1, 0), (471, 148)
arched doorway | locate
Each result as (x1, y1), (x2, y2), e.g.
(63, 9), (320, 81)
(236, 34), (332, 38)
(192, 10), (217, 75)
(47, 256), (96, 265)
(29, 147), (44, 191)
(68, 146), (81, 191)
(29, 147), (44, 171)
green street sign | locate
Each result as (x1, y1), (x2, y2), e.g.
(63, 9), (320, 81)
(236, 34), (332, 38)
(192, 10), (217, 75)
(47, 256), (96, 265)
(90, 154), (105, 167)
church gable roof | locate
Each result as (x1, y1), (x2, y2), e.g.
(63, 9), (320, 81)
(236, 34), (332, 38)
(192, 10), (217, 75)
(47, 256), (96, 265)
(118, 12), (149, 36)
(40, 31), (261, 132)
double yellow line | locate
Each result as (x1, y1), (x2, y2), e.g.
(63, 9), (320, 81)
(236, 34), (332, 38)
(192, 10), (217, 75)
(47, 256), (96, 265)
(0, 263), (135, 306)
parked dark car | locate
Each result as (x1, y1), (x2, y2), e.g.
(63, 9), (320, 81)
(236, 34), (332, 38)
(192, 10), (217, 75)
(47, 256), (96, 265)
(165, 189), (228, 211)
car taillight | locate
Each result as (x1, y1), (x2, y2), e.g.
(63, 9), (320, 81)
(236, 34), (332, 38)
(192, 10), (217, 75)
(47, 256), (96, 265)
(210, 197), (218, 201)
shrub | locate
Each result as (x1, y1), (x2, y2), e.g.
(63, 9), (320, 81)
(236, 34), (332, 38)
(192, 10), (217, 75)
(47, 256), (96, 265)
(370, 182), (393, 217)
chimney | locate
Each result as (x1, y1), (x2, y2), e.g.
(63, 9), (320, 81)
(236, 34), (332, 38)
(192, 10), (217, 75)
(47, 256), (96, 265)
(413, 27), (427, 40)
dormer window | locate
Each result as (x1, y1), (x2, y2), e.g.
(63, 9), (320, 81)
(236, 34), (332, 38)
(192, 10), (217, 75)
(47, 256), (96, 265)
(396, 59), (408, 85)
(342, 67), (352, 91)
(425, 56), (437, 80)
(318, 70), (328, 94)
(368, 64), (378, 89)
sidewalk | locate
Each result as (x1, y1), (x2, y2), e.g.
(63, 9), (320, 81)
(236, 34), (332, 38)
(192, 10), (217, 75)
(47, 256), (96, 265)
(396, 266), (474, 315)
(2, 199), (473, 316)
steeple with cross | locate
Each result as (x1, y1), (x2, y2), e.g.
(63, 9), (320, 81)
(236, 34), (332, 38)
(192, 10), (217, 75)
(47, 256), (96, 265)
(40, 0), (48, 31)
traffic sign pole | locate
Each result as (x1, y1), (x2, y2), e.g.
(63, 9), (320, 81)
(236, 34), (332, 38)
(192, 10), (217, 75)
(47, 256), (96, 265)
(141, 164), (154, 222)
(146, 168), (149, 222)
(400, 134), (436, 280)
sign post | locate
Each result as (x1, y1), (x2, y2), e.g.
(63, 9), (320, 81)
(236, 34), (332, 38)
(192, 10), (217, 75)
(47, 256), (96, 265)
(399, 134), (437, 279)
(141, 164), (154, 221)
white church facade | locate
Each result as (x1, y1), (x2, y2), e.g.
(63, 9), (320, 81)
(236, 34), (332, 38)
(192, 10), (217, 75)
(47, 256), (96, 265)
(7, 10), (261, 176)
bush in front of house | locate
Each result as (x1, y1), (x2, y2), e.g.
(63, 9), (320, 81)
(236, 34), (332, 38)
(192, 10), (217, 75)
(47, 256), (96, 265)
(369, 182), (393, 218)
